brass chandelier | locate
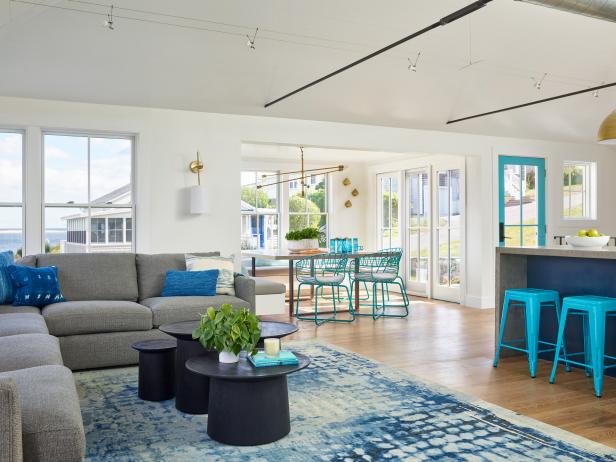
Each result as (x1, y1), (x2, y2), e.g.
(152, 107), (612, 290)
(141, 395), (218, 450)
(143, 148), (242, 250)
(257, 147), (344, 197)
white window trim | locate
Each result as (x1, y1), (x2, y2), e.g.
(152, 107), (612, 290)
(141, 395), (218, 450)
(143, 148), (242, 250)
(0, 128), (26, 255)
(562, 160), (597, 222)
(42, 130), (136, 252)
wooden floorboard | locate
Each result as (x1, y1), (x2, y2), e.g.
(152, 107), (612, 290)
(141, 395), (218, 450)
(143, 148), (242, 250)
(261, 296), (616, 448)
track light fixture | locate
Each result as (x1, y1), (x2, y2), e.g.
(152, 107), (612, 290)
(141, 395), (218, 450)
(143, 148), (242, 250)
(532, 73), (547, 90)
(246, 27), (258, 50)
(102, 4), (114, 30)
(407, 52), (421, 72)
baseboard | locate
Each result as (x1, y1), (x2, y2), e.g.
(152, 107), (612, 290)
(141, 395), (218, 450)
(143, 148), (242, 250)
(464, 294), (494, 309)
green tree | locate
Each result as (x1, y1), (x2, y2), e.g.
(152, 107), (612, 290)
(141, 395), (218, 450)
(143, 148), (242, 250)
(288, 195), (320, 230)
(240, 186), (274, 209)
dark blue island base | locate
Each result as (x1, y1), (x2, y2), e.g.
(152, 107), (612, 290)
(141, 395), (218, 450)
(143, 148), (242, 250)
(496, 247), (616, 377)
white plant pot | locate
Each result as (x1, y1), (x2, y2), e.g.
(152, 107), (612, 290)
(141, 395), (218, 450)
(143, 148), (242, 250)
(218, 350), (240, 363)
(287, 238), (320, 252)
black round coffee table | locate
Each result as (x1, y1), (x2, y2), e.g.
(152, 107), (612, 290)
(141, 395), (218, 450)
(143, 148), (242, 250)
(131, 339), (177, 402)
(186, 352), (310, 446)
(159, 320), (298, 414)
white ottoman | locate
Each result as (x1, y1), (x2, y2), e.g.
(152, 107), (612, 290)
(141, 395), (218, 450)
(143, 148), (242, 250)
(253, 278), (286, 316)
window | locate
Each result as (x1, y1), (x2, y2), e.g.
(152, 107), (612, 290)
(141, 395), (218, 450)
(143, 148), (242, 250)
(241, 171), (280, 250)
(563, 161), (595, 220)
(0, 130), (24, 256)
(288, 173), (328, 247)
(126, 218), (132, 243)
(44, 133), (134, 253)
(407, 171), (429, 283)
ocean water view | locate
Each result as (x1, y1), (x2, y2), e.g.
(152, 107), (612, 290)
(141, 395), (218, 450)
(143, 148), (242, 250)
(0, 230), (66, 254)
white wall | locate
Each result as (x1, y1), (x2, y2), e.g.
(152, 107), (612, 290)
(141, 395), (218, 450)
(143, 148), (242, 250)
(1, 95), (615, 309)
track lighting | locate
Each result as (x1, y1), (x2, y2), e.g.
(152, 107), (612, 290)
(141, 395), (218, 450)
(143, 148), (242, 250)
(532, 73), (547, 90)
(246, 27), (258, 50)
(407, 52), (421, 72)
(103, 4), (114, 30)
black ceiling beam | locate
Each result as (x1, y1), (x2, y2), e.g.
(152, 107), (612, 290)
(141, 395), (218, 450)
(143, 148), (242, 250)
(447, 81), (616, 124)
(264, 0), (493, 108)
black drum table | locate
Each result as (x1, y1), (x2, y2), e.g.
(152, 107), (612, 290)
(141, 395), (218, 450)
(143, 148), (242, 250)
(131, 339), (177, 402)
(186, 352), (310, 446)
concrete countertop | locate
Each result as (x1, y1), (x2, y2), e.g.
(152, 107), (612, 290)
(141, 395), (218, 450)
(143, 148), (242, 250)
(496, 245), (616, 260)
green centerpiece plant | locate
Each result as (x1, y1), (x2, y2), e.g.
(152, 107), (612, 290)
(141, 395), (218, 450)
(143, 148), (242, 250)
(285, 227), (321, 252)
(192, 303), (261, 363)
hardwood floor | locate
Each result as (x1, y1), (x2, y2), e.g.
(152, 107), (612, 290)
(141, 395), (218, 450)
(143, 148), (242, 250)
(261, 296), (616, 448)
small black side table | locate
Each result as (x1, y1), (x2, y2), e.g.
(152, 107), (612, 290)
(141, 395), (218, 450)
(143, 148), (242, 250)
(131, 339), (177, 402)
(186, 352), (310, 446)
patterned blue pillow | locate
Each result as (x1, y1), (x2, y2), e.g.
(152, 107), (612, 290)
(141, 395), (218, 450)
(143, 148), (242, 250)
(0, 251), (14, 304)
(7, 265), (65, 308)
(161, 270), (219, 297)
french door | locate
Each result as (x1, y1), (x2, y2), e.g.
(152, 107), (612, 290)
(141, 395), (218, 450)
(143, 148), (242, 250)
(432, 169), (462, 302)
(406, 169), (430, 296)
(498, 156), (546, 247)
(377, 173), (401, 250)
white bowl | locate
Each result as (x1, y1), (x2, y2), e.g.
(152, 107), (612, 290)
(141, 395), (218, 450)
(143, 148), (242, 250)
(565, 235), (610, 248)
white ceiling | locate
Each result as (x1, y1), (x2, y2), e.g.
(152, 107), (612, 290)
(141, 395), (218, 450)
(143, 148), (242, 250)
(1, 0), (615, 143)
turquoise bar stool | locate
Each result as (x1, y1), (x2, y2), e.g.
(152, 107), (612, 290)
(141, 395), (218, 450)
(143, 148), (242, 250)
(494, 288), (568, 378)
(550, 295), (616, 397)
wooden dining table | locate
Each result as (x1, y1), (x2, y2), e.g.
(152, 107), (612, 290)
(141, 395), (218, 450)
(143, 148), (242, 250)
(242, 249), (388, 317)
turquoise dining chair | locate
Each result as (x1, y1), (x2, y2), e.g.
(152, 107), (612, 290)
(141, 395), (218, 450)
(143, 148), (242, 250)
(294, 254), (355, 325)
(349, 249), (409, 320)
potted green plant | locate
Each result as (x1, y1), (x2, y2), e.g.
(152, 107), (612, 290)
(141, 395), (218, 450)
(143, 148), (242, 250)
(192, 304), (261, 363)
(285, 227), (321, 252)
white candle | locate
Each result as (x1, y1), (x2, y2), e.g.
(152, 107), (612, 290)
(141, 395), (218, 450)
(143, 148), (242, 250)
(264, 338), (280, 357)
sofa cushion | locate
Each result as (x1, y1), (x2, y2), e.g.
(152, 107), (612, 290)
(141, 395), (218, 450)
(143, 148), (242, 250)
(8, 265), (66, 307)
(136, 252), (219, 300)
(42, 300), (152, 336)
(0, 250), (14, 304)
(0, 334), (63, 372)
(141, 295), (250, 327)
(0, 304), (40, 315)
(0, 313), (49, 337)
(36, 253), (138, 301)
(0, 365), (85, 462)
(161, 269), (219, 297)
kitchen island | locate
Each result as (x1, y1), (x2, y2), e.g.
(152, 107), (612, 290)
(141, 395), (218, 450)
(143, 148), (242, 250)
(496, 245), (616, 376)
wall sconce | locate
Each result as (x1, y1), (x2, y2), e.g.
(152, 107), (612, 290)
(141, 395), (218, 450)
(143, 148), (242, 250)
(189, 151), (208, 214)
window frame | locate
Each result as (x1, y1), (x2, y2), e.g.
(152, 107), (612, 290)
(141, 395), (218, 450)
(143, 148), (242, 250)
(0, 128), (26, 255)
(562, 160), (596, 221)
(42, 130), (136, 253)
(240, 170), (281, 250)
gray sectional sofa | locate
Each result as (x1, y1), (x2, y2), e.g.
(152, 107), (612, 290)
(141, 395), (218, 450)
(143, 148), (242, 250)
(0, 252), (256, 462)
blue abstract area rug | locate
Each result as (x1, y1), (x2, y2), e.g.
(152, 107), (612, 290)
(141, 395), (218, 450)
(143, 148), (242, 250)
(76, 341), (616, 462)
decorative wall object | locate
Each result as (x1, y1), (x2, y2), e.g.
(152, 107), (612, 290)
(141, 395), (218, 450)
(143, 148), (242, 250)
(344, 200), (352, 208)
(189, 151), (208, 214)
(351, 188), (359, 197)
(342, 178), (351, 186)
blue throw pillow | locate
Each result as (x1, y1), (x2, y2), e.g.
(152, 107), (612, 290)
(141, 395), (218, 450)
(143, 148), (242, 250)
(8, 265), (65, 308)
(161, 270), (219, 297)
(0, 250), (14, 304)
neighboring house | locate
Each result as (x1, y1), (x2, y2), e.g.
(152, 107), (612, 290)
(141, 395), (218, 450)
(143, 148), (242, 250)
(240, 200), (278, 250)
(61, 184), (132, 253)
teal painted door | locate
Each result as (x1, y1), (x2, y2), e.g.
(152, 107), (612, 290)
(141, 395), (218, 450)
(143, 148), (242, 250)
(498, 156), (546, 247)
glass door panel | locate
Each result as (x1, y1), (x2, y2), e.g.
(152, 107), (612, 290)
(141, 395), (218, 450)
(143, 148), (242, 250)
(498, 156), (545, 247)
(378, 174), (400, 250)
(406, 170), (430, 295)
(433, 169), (462, 302)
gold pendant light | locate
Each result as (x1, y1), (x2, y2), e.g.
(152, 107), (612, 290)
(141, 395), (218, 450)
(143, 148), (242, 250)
(598, 110), (616, 144)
